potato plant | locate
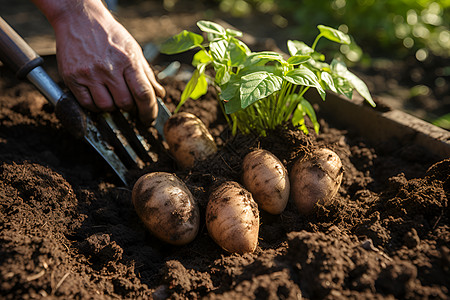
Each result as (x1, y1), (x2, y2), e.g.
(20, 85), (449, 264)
(160, 20), (375, 136)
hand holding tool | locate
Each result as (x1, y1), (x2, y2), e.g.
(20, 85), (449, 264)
(0, 17), (171, 185)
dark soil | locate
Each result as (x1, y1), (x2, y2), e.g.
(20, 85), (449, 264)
(1, 54), (449, 299)
(1, 1), (449, 299)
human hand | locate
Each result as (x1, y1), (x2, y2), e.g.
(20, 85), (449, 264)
(33, 0), (165, 126)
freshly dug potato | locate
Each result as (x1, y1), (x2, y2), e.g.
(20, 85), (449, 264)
(290, 148), (343, 215)
(206, 181), (259, 254)
(241, 149), (290, 214)
(163, 112), (217, 169)
(132, 172), (200, 245)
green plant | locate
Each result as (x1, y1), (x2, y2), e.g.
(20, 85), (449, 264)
(160, 20), (375, 136)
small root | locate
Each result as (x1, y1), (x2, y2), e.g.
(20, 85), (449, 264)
(52, 271), (71, 295)
(26, 269), (46, 282)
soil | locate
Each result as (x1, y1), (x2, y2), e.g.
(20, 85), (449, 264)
(1, 1), (449, 299)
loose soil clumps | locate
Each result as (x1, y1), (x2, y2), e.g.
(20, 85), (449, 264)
(0, 59), (448, 299)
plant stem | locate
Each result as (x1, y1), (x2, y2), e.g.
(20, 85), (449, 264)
(298, 86), (310, 98)
(280, 83), (293, 124)
(311, 34), (323, 51)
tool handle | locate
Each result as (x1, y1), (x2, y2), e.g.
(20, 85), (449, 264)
(0, 17), (87, 138)
(0, 17), (43, 79)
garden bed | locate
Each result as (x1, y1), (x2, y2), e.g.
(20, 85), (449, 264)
(1, 48), (449, 298)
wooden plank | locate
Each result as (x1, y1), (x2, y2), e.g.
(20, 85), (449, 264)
(306, 90), (450, 159)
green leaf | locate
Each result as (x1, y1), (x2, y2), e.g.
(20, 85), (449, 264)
(320, 71), (337, 93)
(240, 71), (283, 109)
(177, 69), (207, 112)
(214, 62), (231, 85)
(160, 30), (203, 55)
(317, 25), (351, 45)
(196, 62), (207, 75)
(207, 33), (223, 42)
(210, 38), (248, 67)
(254, 51), (285, 63)
(228, 38), (249, 66)
(234, 38), (251, 54)
(179, 70), (199, 105)
(334, 76), (353, 99)
(331, 60), (375, 106)
(238, 65), (274, 78)
(285, 66), (326, 100)
(292, 99), (319, 134)
(287, 55), (311, 65)
(285, 67), (317, 86)
(189, 72), (208, 100)
(210, 39), (228, 62)
(345, 70), (375, 106)
(226, 28), (243, 37)
(287, 40), (314, 56)
(221, 79), (241, 114)
(242, 52), (286, 71)
(223, 96), (242, 114)
(243, 53), (271, 68)
(220, 79), (240, 101)
(192, 49), (212, 67)
(197, 20), (226, 36)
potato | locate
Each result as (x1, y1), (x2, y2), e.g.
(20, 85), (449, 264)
(290, 148), (343, 215)
(241, 149), (290, 214)
(132, 172), (200, 245)
(163, 112), (217, 169)
(206, 181), (259, 254)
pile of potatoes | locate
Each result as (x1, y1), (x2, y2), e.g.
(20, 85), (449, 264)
(132, 112), (344, 254)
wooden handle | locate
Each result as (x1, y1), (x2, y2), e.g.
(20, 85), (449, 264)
(0, 17), (43, 79)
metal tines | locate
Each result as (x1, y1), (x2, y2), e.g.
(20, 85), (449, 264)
(0, 16), (170, 187)
(96, 111), (157, 181)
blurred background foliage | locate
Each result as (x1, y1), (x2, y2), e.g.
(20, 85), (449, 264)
(157, 0), (450, 128)
(210, 0), (450, 63)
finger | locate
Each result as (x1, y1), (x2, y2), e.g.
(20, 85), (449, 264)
(67, 82), (99, 112)
(87, 84), (115, 111)
(143, 62), (166, 98)
(106, 79), (134, 111)
(124, 66), (158, 126)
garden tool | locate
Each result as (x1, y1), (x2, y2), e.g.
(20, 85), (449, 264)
(0, 17), (171, 186)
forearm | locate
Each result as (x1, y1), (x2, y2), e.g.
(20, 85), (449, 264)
(31, 0), (111, 27)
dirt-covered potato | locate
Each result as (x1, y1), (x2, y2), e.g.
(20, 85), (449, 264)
(241, 149), (290, 214)
(290, 148), (343, 215)
(132, 172), (200, 245)
(206, 181), (259, 254)
(163, 112), (217, 169)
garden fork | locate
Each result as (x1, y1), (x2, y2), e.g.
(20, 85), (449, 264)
(0, 17), (171, 186)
